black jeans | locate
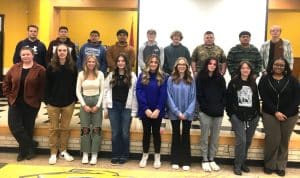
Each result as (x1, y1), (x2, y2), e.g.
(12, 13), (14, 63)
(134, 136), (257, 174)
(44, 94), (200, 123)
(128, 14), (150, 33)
(8, 102), (39, 156)
(171, 119), (192, 166)
(141, 117), (162, 153)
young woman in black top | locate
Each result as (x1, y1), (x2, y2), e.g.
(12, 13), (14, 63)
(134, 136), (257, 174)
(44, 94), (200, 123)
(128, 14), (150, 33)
(258, 58), (299, 177)
(226, 61), (260, 176)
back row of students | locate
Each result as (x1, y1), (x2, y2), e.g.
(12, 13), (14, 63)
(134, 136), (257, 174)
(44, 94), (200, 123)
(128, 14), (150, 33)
(5, 25), (298, 177)
(12, 25), (294, 77)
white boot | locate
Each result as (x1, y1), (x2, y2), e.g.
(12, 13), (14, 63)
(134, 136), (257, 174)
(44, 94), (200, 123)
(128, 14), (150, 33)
(81, 152), (89, 164)
(89, 153), (98, 165)
(153, 153), (161, 169)
(139, 153), (148, 168)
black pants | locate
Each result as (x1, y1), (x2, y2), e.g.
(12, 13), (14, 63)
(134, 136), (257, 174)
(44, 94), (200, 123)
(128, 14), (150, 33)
(8, 102), (39, 156)
(171, 119), (192, 166)
(141, 117), (162, 153)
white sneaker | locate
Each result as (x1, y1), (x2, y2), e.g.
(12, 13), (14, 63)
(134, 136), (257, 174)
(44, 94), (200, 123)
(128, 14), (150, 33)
(182, 165), (190, 171)
(209, 161), (220, 171)
(139, 153), (148, 168)
(89, 153), (97, 165)
(171, 164), (179, 170)
(60, 150), (74, 162)
(153, 153), (161, 169)
(48, 154), (57, 165)
(81, 152), (89, 164)
(202, 162), (212, 172)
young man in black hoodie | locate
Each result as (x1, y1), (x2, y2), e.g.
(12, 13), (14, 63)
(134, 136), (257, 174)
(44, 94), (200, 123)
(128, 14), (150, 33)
(46, 26), (77, 65)
(13, 25), (47, 68)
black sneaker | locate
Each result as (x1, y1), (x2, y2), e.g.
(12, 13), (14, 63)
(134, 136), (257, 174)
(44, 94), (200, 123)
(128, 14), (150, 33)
(26, 150), (35, 160)
(111, 159), (119, 166)
(119, 159), (127, 164)
(233, 166), (242, 176)
(241, 164), (250, 172)
(276, 170), (285, 177)
(263, 167), (273, 174)
(17, 153), (26, 162)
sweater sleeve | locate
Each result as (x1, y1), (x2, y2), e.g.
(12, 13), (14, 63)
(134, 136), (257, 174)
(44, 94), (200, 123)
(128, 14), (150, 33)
(130, 74), (138, 117)
(288, 77), (300, 111)
(75, 72), (85, 106)
(183, 80), (196, 120)
(156, 77), (168, 112)
(99, 48), (107, 75)
(102, 73), (111, 112)
(96, 71), (105, 108)
(77, 45), (84, 71)
(106, 46), (114, 70)
(196, 74), (204, 107)
(46, 41), (53, 65)
(167, 78), (181, 117)
(286, 41), (294, 70)
(253, 47), (262, 76)
(138, 45), (146, 70)
(258, 76), (277, 115)
(13, 41), (22, 64)
(2, 67), (13, 98)
(136, 75), (149, 113)
(44, 67), (53, 105)
(226, 80), (238, 117)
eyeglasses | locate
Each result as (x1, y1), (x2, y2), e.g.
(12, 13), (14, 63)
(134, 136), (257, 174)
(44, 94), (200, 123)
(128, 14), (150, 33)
(273, 64), (285, 68)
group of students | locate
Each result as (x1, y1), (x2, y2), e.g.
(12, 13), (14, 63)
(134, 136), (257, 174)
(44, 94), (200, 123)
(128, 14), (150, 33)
(2, 25), (299, 177)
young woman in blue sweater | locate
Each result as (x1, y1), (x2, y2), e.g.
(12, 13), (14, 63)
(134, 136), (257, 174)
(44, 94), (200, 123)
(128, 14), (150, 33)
(136, 54), (167, 169)
(167, 57), (196, 171)
(196, 57), (226, 172)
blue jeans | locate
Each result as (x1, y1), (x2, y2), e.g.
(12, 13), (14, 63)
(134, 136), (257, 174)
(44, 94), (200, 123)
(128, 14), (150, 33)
(108, 101), (132, 161)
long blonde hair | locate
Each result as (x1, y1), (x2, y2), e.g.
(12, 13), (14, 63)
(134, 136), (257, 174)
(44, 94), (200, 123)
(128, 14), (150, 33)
(171, 57), (193, 84)
(141, 54), (165, 86)
(83, 55), (99, 80)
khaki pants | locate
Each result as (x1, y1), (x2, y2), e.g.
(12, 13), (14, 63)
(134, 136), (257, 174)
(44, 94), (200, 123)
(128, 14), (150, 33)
(47, 103), (75, 155)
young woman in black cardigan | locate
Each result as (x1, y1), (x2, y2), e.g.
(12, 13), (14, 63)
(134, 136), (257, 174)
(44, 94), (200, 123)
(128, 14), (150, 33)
(258, 58), (299, 177)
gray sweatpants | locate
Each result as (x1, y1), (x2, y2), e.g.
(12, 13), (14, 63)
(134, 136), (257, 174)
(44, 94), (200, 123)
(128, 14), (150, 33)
(199, 112), (223, 162)
(230, 114), (259, 167)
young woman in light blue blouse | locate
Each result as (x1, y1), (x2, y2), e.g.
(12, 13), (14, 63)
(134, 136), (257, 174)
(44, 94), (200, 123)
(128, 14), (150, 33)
(167, 57), (196, 171)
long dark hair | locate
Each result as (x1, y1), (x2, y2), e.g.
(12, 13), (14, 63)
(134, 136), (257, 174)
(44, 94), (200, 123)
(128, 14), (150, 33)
(232, 61), (257, 92)
(50, 43), (74, 72)
(109, 53), (132, 87)
(266, 58), (292, 76)
(198, 57), (221, 80)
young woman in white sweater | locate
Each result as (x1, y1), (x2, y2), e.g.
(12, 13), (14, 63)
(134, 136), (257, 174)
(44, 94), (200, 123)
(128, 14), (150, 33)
(76, 55), (105, 165)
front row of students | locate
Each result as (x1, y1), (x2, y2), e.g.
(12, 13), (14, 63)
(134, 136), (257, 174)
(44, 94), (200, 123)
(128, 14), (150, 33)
(3, 43), (299, 176)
